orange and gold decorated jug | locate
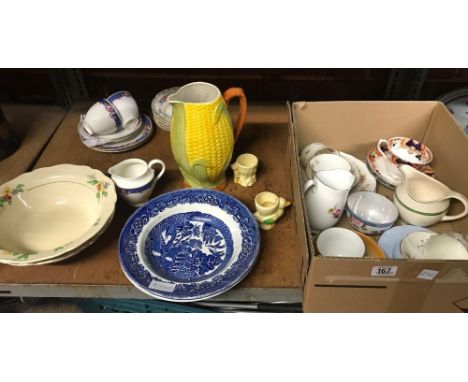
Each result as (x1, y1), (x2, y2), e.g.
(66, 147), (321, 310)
(168, 82), (247, 189)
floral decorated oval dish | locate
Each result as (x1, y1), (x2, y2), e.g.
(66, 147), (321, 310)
(0, 164), (116, 265)
(367, 146), (434, 189)
(118, 189), (260, 302)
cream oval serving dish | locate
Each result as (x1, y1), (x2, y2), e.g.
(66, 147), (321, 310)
(0, 164), (116, 264)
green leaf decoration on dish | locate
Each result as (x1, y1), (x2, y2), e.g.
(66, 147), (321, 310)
(12, 184), (24, 195)
(54, 241), (73, 251)
(87, 175), (110, 203)
(12, 252), (35, 261)
(263, 218), (275, 225)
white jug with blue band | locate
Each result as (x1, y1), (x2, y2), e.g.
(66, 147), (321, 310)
(108, 158), (166, 207)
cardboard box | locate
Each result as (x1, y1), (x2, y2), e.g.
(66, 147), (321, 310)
(288, 101), (468, 312)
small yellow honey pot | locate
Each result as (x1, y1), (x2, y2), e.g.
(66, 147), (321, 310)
(254, 191), (291, 230)
(231, 153), (258, 187)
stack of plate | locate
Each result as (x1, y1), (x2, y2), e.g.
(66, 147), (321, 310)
(151, 87), (179, 132)
(118, 189), (260, 301)
(78, 114), (153, 153)
(0, 165), (116, 266)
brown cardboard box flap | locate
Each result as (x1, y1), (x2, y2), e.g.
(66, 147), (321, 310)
(287, 102), (313, 288)
(292, 101), (436, 157)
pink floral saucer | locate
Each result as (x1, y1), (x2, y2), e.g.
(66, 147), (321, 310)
(367, 145), (434, 189)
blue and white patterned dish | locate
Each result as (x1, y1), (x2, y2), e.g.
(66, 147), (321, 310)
(118, 189), (260, 301)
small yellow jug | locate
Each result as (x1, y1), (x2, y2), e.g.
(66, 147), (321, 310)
(168, 82), (247, 189)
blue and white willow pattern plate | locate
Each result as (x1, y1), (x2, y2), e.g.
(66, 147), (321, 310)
(118, 189), (260, 301)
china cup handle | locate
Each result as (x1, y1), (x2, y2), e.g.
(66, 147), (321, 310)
(149, 159), (166, 182)
(441, 192), (468, 222)
(223, 87), (247, 142)
(377, 138), (388, 157)
(303, 179), (315, 194)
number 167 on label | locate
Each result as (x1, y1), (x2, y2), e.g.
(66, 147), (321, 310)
(371, 266), (398, 277)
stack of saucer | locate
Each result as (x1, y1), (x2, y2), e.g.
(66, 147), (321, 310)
(151, 87), (179, 132)
(367, 136), (435, 189)
(379, 226), (468, 260)
(78, 91), (153, 153)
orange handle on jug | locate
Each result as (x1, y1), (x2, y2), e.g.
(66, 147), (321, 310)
(223, 87), (247, 142)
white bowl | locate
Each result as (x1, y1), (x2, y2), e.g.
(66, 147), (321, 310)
(317, 227), (365, 258)
(0, 165), (116, 265)
(346, 191), (398, 235)
(299, 142), (336, 169)
(400, 231), (437, 259)
(424, 234), (468, 260)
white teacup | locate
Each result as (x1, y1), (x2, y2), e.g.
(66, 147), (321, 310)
(299, 142), (336, 169)
(317, 227), (365, 258)
(400, 231), (436, 259)
(108, 91), (140, 129)
(424, 234), (468, 260)
(305, 153), (352, 179)
(82, 99), (123, 136)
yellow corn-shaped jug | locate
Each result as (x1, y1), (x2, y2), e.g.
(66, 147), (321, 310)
(168, 82), (247, 189)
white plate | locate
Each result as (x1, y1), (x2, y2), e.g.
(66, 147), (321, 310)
(78, 115), (142, 145)
(339, 152), (376, 192)
(367, 146), (402, 188)
(80, 114), (153, 153)
(118, 189), (260, 302)
(0, 165), (116, 265)
(153, 114), (171, 132)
